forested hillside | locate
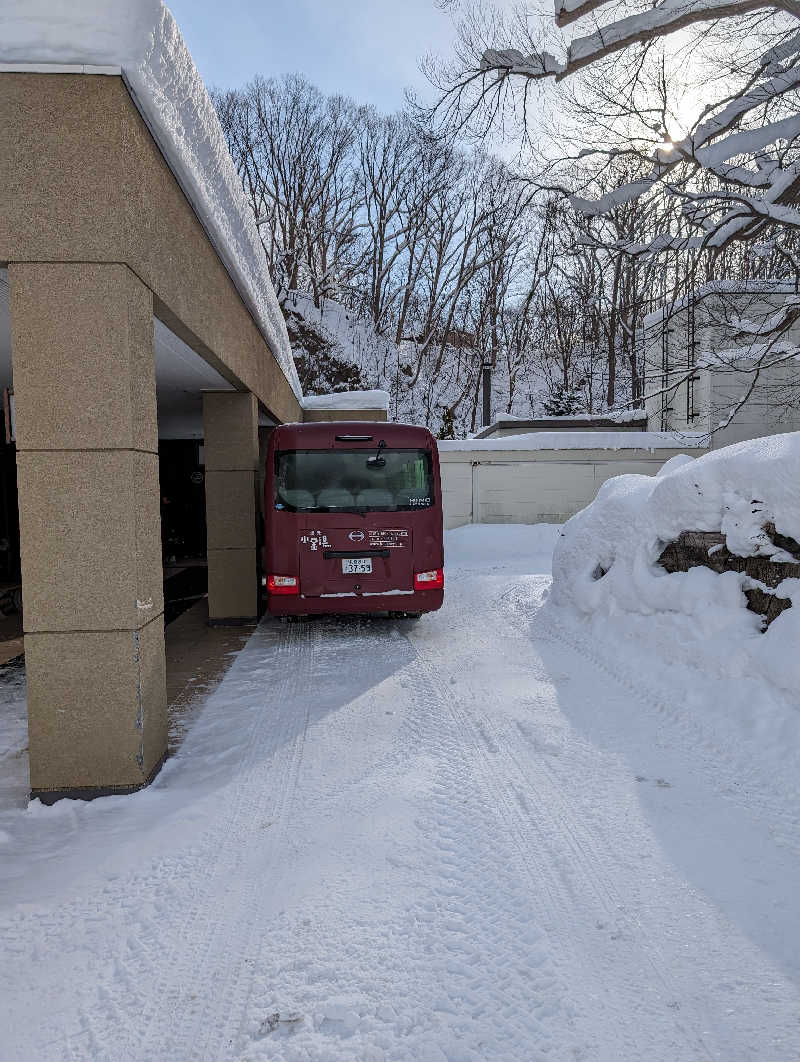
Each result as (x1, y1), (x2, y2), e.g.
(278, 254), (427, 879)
(214, 2), (800, 437)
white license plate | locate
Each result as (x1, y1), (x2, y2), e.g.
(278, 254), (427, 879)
(342, 558), (372, 575)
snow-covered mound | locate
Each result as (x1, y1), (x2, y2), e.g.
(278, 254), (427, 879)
(0, 1), (301, 400)
(551, 432), (800, 694)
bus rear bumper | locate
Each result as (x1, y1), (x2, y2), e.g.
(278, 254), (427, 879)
(267, 589), (444, 617)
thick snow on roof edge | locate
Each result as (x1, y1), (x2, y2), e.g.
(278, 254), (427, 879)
(0, 1), (302, 401)
(301, 390), (391, 411)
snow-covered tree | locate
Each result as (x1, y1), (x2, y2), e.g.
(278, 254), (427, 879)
(434, 0), (800, 251)
(430, 0), (800, 430)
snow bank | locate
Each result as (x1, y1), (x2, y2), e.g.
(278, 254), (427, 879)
(301, 389), (391, 412)
(0, 1), (301, 400)
(551, 432), (800, 695)
(439, 431), (706, 452)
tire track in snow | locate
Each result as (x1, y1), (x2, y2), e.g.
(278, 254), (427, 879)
(222, 616), (431, 1059)
(213, 616), (412, 1059)
(404, 574), (716, 1060)
(49, 620), (316, 1062)
(136, 621), (317, 1062)
(231, 618), (575, 1060)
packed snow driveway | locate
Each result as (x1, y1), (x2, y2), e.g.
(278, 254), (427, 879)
(2, 525), (800, 1061)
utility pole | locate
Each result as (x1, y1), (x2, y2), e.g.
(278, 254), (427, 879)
(482, 360), (492, 427)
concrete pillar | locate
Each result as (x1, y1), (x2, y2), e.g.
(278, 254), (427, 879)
(203, 391), (260, 624)
(9, 262), (167, 803)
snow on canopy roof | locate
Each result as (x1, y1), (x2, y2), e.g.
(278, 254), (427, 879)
(439, 431), (707, 451)
(301, 390), (391, 412)
(0, 0), (302, 400)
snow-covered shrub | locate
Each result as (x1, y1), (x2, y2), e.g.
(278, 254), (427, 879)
(550, 432), (800, 694)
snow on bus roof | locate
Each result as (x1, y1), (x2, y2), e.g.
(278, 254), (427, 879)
(0, 0), (302, 400)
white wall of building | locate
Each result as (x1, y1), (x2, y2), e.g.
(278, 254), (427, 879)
(643, 285), (800, 446)
(439, 446), (704, 529)
(709, 360), (800, 447)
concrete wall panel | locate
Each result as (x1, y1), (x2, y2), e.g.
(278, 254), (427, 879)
(9, 262), (157, 453)
(17, 450), (164, 632)
(440, 448), (708, 529)
(207, 548), (259, 621)
(26, 617), (167, 796)
(205, 470), (258, 550)
(0, 74), (126, 262)
(203, 392), (259, 472)
(203, 392), (260, 621)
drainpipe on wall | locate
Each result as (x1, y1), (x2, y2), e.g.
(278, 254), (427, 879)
(482, 361), (492, 427)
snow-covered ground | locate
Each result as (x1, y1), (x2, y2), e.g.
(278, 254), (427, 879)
(2, 524), (800, 1060)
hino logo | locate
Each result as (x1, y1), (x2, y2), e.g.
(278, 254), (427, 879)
(348, 530), (366, 543)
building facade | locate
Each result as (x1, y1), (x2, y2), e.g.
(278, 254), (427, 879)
(642, 282), (800, 446)
(0, 61), (386, 804)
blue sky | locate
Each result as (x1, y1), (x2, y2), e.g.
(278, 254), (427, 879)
(167, 0), (456, 112)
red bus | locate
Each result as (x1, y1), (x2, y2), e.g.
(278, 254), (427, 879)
(264, 422), (444, 618)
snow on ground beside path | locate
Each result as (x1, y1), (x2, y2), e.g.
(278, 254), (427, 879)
(2, 525), (800, 1059)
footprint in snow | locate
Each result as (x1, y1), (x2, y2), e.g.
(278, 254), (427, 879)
(257, 1012), (303, 1037)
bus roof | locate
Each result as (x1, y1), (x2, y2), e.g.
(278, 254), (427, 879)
(272, 422), (437, 449)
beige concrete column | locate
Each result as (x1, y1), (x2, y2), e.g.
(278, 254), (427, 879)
(9, 262), (167, 802)
(203, 391), (260, 624)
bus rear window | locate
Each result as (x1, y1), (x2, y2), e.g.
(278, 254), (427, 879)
(275, 449), (434, 513)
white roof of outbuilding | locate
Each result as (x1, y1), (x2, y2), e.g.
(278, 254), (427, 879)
(439, 432), (708, 452)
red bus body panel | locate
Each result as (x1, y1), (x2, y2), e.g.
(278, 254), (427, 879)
(264, 422), (444, 616)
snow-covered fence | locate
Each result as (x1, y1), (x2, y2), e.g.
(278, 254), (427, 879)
(438, 433), (708, 529)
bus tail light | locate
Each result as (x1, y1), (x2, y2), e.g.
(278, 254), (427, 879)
(267, 574), (299, 595)
(414, 568), (444, 591)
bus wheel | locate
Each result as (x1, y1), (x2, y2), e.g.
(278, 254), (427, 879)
(404, 611), (422, 620)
